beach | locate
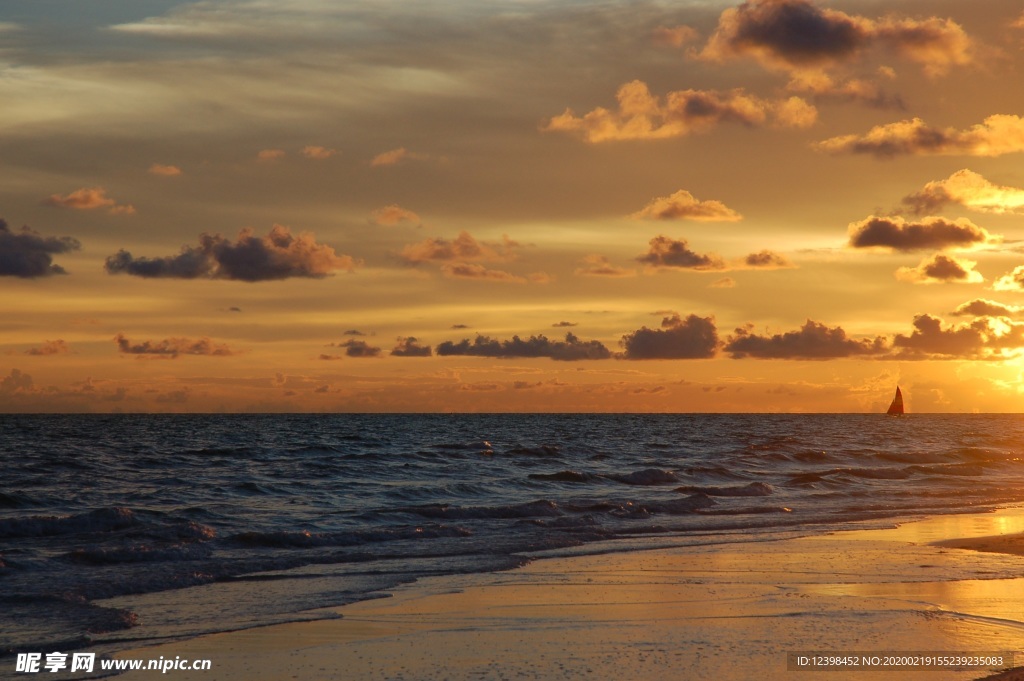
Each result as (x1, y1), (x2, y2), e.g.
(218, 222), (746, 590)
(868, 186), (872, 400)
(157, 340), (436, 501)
(109, 508), (1024, 681)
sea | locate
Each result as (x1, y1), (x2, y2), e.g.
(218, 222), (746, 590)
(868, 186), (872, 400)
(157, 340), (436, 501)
(3, 413), (1024, 665)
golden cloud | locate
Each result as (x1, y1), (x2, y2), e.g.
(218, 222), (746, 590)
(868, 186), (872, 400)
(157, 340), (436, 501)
(630, 189), (742, 222)
(817, 115), (1024, 158)
(544, 80), (816, 143)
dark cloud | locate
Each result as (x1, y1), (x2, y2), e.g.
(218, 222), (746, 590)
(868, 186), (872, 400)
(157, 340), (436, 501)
(620, 314), (718, 360)
(724, 320), (888, 359)
(700, 0), (972, 76)
(785, 73), (905, 110)
(574, 254), (636, 278)
(544, 80), (816, 143)
(399, 231), (517, 264)
(994, 266), (1024, 292)
(25, 340), (70, 356)
(391, 337), (432, 357)
(114, 333), (237, 358)
(902, 183), (954, 215)
(918, 254), (973, 281)
(0, 219), (81, 278)
(702, 0), (870, 68)
(436, 332), (612, 361)
(816, 116), (1024, 158)
(952, 299), (1023, 318)
(0, 368), (33, 393)
(847, 216), (992, 251)
(440, 263), (527, 283)
(552, 321), (577, 328)
(744, 250), (792, 268)
(337, 339), (381, 358)
(896, 254), (982, 284)
(105, 225), (357, 281)
(902, 169), (1024, 216)
(450, 324), (470, 330)
(892, 313), (1011, 358)
(343, 329), (367, 336)
(637, 236), (724, 270)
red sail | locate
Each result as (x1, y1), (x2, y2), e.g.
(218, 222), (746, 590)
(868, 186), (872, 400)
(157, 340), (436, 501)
(886, 386), (904, 415)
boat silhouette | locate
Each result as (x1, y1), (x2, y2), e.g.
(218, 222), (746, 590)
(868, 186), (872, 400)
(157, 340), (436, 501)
(886, 386), (904, 415)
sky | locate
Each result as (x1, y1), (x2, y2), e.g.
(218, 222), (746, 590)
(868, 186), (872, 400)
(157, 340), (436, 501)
(3, 0), (1024, 413)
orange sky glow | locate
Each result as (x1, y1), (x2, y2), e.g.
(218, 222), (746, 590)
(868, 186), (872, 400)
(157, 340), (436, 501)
(4, 0), (1024, 412)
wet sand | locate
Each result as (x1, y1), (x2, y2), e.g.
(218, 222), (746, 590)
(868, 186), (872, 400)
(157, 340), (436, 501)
(111, 509), (1024, 680)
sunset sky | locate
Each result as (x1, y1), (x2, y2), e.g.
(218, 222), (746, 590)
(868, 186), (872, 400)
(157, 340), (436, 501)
(4, 0), (1024, 412)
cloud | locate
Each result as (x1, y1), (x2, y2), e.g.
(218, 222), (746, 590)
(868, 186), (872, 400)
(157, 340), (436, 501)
(895, 254), (983, 284)
(399, 231), (517, 264)
(149, 163), (182, 176)
(526, 272), (554, 284)
(816, 116), (1024, 158)
(725, 320), (888, 359)
(574, 254), (636, 278)
(652, 25), (699, 48)
(343, 329), (367, 336)
(0, 368), (33, 394)
(302, 145), (336, 159)
(637, 236), (724, 270)
(391, 337), (432, 357)
(892, 314), (1024, 359)
(45, 187), (135, 215)
(620, 314), (718, 359)
(993, 266), (1024, 292)
(631, 189), (742, 222)
(710, 277), (736, 288)
(114, 333), (237, 358)
(847, 216), (994, 251)
(699, 0), (972, 77)
(371, 147), (428, 167)
(784, 71), (903, 109)
(105, 224), (357, 281)
(371, 204), (422, 227)
(155, 389), (190, 404)
(543, 80), (816, 143)
(337, 339), (381, 358)
(440, 263), (526, 283)
(25, 340), (70, 356)
(0, 219), (81, 278)
(552, 321), (577, 328)
(902, 169), (1024, 215)
(744, 250), (792, 269)
(436, 332), (612, 361)
(257, 149), (286, 161)
(952, 299), (1024, 318)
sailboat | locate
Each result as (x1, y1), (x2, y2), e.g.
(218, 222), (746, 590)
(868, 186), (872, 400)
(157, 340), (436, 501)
(886, 386), (904, 415)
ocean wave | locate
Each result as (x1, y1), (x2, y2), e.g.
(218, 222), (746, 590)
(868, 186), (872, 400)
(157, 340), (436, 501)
(66, 542), (213, 565)
(528, 470), (599, 483)
(393, 500), (562, 520)
(228, 524), (472, 548)
(607, 469), (680, 485)
(0, 507), (138, 538)
(675, 482), (774, 497)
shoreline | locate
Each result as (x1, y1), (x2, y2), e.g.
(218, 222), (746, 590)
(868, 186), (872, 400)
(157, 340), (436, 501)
(106, 509), (1024, 680)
